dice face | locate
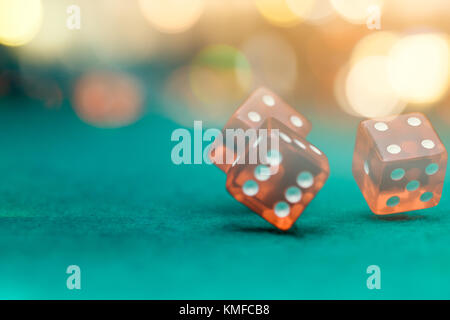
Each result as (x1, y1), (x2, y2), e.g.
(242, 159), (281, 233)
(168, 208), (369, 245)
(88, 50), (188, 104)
(210, 87), (311, 173)
(225, 120), (329, 230)
(353, 113), (448, 215)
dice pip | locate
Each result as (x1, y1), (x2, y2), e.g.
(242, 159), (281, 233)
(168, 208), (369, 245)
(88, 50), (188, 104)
(211, 88), (329, 230)
(352, 113), (447, 215)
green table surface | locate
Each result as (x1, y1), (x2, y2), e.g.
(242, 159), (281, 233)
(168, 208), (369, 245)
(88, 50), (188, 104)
(1, 98), (450, 299)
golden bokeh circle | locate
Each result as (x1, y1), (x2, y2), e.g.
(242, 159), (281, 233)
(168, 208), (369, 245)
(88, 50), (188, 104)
(254, 0), (302, 27)
(0, 0), (43, 46)
(138, 0), (205, 33)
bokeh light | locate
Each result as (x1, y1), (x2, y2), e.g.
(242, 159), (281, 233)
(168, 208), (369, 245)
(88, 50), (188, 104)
(285, 0), (315, 20)
(287, 0), (334, 24)
(163, 66), (241, 127)
(330, 0), (383, 24)
(0, 0), (43, 46)
(240, 33), (298, 95)
(385, 0), (450, 21)
(199, 0), (258, 43)
(16, 0), (72, 63)
(254, 0), (302, 27)
(84, 0), (159, 63)
(164, 46), (253, 127)
(334, 64), (356, 117)
(138, 0), (205, 33)
(351, 31), (399, 64)
(189, 44), (252, 111)
(344, 56), (405, 118)
(388, 33), (449, 106)
(73, 72), (143, 128)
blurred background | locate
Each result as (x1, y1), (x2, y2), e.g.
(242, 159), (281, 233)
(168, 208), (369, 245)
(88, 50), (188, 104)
(1, 0), (449, 129)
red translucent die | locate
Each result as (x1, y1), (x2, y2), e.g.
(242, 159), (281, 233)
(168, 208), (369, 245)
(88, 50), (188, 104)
(352, 112), (448, 215)
(210, 87), (311, 174)
(226, 120), (329, 230)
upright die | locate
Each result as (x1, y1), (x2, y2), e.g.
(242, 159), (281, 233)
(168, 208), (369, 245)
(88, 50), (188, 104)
(352, 113), (447, 215)
(210, 87), (311, 174)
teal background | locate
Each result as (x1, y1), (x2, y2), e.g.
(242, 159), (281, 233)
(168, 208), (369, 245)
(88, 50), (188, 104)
(1, 97), (450, 300)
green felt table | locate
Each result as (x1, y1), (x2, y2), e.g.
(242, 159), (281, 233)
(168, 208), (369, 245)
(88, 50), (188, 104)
(1, 98), (450, 300)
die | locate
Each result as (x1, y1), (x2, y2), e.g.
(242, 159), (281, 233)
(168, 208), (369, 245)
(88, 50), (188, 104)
(352, 112), (447, 215)
(210, 87), (311, 174)
(210, 88), (329, 231)
(225, 119), (329, 230)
